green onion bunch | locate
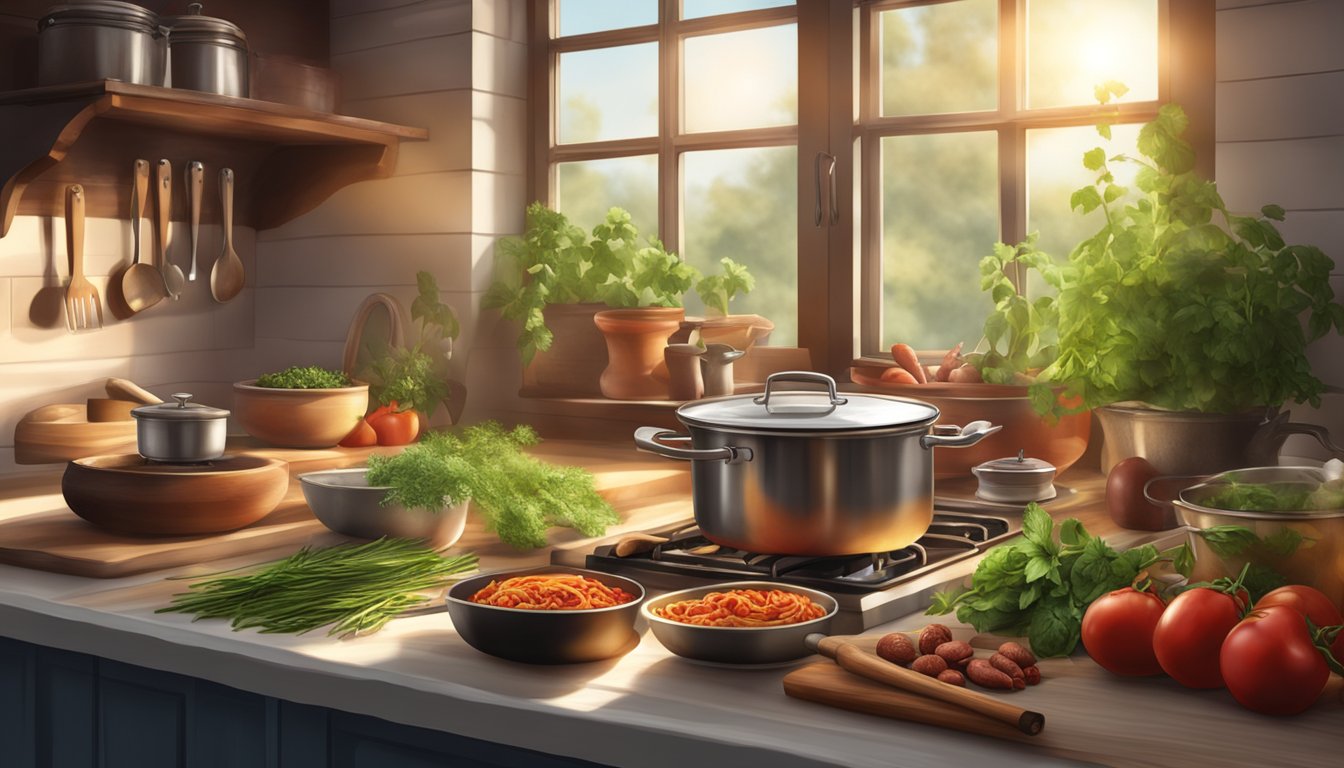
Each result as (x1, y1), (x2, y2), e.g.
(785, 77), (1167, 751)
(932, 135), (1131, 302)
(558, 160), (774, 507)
(157, 538), (477, 638)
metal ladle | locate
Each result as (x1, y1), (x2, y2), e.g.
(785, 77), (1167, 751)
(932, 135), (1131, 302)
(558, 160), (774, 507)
(121, 159), (166, 314)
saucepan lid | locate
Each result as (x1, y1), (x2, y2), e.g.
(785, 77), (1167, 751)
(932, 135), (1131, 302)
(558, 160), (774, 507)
(676, 371), (938, 434)
(132, 392), (230, 422)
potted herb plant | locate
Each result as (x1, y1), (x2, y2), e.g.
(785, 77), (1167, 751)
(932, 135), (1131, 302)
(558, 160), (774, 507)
(344, 271), (462, 447)
(695, 257), (773, 351)
(1035, 85), (1344, 474)
(485, 204), (628, 397)
(593, 236), (698, 400)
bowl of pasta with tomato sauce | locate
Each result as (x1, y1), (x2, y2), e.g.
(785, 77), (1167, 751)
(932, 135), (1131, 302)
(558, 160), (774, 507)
(642, 581), (838, 664)
(445, 565), (646, 664)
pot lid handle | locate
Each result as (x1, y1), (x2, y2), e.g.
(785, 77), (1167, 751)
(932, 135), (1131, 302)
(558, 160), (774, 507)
(753, 371), (847, 415)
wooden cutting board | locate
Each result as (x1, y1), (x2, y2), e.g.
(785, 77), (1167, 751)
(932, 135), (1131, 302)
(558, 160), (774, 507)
(0, 439), (690, 578)
(784, 633), (1344, 768)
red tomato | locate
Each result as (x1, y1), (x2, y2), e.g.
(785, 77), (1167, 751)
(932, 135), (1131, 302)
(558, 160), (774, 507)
(1081, 587), (1167, 676)
(1152, 587), (1245, 688)
(1221, 606), (1330, 716)
(1255, 586), (1344, 629)
(368, 408), (419, 446)
(1105, 457), (1171, 531)
(338, 418), (377, 448)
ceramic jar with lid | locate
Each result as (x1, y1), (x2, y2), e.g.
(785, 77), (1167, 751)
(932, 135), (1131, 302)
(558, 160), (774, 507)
(131, 392), (229, 462)
(972, 450), (1058, 503)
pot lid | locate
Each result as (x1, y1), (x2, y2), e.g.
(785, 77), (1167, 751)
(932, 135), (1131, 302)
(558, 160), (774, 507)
(166, 2), (246, 47)
(676, 371), (938, 433)
(132, 392), (229, 421)
(973, 450), (1057, 476)
(40, 1), (160, 32)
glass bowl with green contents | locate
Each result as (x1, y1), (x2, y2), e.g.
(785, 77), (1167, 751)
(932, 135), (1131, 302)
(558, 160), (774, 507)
(1172, 464), (1344, 606)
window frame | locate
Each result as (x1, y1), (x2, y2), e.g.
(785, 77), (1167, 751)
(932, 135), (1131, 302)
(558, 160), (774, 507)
(526, 0), (1213, 375)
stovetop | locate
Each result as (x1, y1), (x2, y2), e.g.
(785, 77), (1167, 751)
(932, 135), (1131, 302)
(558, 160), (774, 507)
(558, 494), (1041, 632)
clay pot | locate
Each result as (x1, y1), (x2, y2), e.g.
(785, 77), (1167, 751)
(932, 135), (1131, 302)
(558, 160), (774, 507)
(521, 302), (609, 397)
(594, 307), (685, 400)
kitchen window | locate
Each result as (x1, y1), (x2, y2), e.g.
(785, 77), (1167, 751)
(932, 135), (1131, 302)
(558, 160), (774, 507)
(527, 0), (1213, 371)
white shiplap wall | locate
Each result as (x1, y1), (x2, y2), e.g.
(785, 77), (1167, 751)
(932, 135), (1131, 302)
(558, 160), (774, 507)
(254, 0), (527, 427)
(1216, 0), (1344, 457)
(0, 213), (257, 474)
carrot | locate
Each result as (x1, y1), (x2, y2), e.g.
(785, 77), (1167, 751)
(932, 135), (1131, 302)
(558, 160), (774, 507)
(880, 366), (919, 385)
(889, 343), (927, 383)
(936, 342), (964, 382)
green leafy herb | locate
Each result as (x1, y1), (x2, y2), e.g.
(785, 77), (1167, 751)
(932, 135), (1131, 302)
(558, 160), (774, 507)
(695, 257), (756, 317)
(1201, 479), (1341, 513)
(362, 271), (459, 416)
(927, 503), (1192, 657)
(366, 422), (619, 549)
(967, 234), (1062, 385)
(1031, 96), (1344, 416)
(1189, 524), (1311, 601)
(156, 538), (477, 637)
(255, 365), (351, 389)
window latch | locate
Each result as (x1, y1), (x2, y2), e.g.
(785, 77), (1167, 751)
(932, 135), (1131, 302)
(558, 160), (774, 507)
(814, 152), (838, 227)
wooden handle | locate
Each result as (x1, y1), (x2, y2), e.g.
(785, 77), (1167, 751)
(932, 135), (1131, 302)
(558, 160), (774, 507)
(105, 377), (162, 405)
(613, 533), (668, 558)
(156, 159), (171, 268)
(188, 161), (203, 279)
(66, 185), (84, 279)
(219, 167), (234, 249)
(807, 635), (1044, 736)
(132, 159), (149, 264)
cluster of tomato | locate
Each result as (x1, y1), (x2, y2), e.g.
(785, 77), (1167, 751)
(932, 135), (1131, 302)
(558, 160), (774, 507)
(1081, 577), (1344, 715)
(338, 401), (420, 447)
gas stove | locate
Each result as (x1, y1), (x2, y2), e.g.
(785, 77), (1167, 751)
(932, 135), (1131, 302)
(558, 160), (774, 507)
(554, 494), (1049, 633)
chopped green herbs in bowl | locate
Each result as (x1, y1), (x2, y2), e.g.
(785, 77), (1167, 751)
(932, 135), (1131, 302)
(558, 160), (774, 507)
(256, 365), (352, 389)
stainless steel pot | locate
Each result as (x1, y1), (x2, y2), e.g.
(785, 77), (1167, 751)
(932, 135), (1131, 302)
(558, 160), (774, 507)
(131, 392), (228, 462)
(37, 1), (166, 87)
(166, 3), (248, 97)
(634, 371), (1000, 556)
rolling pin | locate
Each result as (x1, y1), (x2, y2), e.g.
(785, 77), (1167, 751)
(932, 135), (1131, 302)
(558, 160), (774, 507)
(105, 377), (161, 405)
(805, 634), (1045, 736)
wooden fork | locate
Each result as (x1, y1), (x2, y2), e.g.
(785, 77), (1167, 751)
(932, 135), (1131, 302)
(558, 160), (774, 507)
(64, 184), (103, 332)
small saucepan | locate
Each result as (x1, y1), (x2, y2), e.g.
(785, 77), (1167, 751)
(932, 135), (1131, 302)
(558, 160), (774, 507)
(131, 392), (229, 463)
(635, 371), (1000, 556)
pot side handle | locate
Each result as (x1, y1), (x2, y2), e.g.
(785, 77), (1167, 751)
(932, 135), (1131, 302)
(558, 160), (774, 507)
(634, 427), (753, 465)
(920, 420), (1002, 450)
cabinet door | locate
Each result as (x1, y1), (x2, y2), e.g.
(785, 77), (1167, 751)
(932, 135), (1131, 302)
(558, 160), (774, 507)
(99, 661), (188, 768)
(0, 637), (36, 768)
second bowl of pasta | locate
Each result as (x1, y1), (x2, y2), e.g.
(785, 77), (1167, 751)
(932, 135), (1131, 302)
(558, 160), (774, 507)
(445, 565), (646, 664)
(642, 581), (837, 664)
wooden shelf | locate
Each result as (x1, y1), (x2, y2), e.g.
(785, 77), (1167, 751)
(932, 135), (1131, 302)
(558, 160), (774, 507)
(0, 80), (429, 236)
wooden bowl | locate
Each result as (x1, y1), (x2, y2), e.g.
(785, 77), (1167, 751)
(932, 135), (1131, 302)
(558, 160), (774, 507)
(86, 398), (139, 422)
(850, 367), (1091, 480)
(14, 403), (138, 464)
(232, 379), (369, 449)
(62, 453), (289, 535)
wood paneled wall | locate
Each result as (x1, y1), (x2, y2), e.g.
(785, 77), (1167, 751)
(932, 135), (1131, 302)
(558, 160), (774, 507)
(1216, 0), (1344, 457)
(253, 0), (528, 429)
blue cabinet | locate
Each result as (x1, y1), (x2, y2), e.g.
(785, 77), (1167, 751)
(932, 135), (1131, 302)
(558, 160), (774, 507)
(0, 636), (604, 768)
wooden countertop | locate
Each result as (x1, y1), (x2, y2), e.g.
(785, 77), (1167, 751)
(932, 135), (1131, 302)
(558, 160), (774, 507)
(0, 445), (1338, 768)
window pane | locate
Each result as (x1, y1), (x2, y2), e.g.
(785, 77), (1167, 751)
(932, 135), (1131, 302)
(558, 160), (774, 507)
(558, 44), (658, 143)
(880, 0), (997, 117)
(1027, 0), (1158, 108)
(1026, 123), (1143, 263)
(683, 24), (797, 133)
(682, 0), (792, 19)
(557, 155), (659, 235)
(881, 133), (998, 351)
(558, 0), (656, 37)
(682, 146), (798, 346)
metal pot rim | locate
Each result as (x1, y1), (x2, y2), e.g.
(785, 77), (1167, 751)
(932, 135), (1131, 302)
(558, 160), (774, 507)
(1175, 465), (1344, 519)
(641, 581), (839, 632)
(445, 565), (647, 615)
(674, 373), (940, 434)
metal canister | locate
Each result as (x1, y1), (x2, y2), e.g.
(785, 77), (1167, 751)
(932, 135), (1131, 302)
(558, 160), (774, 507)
(165, 3), (248, 97)
(37, 1), (166, 87)
(131, 392), (229, 463)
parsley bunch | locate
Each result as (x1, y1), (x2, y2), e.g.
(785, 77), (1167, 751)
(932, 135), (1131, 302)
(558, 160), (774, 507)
(1034, 84), (1344, 415)
(366, 422), (619, 550)
(927, 504), (1192, 658)
(695, 257), (756, 318)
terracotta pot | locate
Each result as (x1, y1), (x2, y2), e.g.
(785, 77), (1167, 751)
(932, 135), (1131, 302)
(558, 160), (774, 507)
(1095, 404), (1342, 476)
(233, 379), (369, 448)
(521, 302), (609, 397)
(594, 307), (684, 400)
(850, 368), (1091, 480)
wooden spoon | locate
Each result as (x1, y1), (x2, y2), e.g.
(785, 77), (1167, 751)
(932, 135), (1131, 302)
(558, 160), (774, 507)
(105, 377), (162, 405)
(121, 159), (166, 313)
(157, 159), (185, 300)
(210, 167), (244, 303)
